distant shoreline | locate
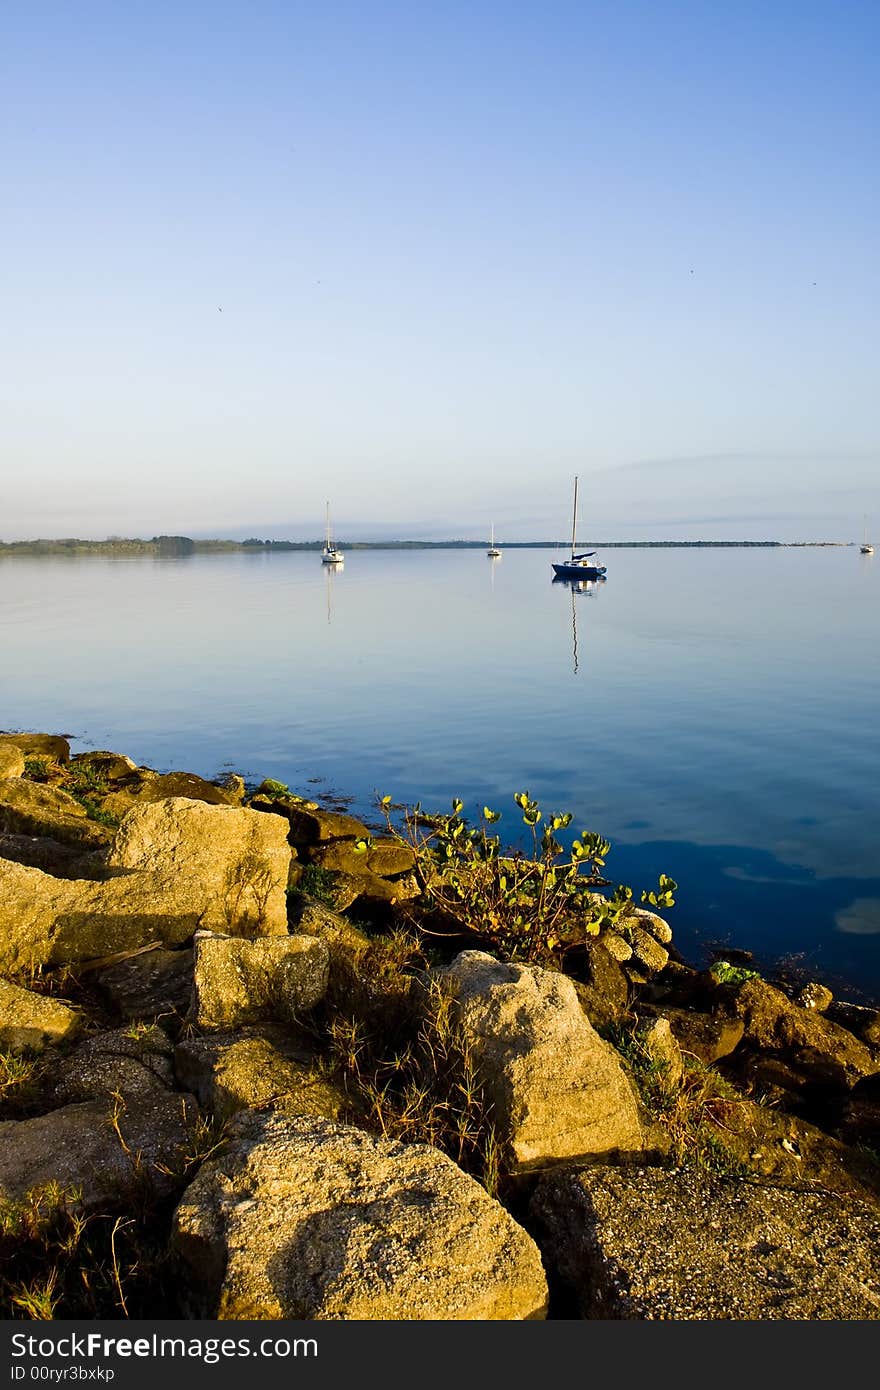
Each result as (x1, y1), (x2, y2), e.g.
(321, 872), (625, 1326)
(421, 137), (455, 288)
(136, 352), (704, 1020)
(0, 537), (859, 556)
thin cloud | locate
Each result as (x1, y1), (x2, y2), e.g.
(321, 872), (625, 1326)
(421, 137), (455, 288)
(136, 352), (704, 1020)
(598, 448), (880, 476)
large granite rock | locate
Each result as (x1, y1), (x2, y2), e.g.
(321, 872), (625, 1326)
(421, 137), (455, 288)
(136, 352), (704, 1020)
(173, 1112), (548, 1319)
(0, 1091), (199, 1216)
(174, 1027), (347, 1120)
(440, 951), (645, 1172)
(0, 979), (82, 1053)
(0, 779), (110, 847)
(530, 1164), (880, 1319)
(191, 933), (329, 1029)
(108, 798), (291, 936)
(0, 798), (291, 973)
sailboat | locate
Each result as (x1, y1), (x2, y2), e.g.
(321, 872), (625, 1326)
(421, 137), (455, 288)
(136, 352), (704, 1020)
(551, 475), (606, 581)
(860, 516), (874, 555)
(487, 524), (501, 558)
(321, 502), (344, 565)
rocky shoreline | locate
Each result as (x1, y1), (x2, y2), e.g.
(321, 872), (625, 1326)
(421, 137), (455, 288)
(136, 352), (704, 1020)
(1, 730), (879, 1320)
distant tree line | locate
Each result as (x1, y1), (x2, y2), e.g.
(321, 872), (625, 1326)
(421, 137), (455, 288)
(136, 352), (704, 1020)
(1, 537), (856, 556)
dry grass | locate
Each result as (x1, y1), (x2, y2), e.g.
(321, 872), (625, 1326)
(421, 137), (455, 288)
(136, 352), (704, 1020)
(320, 931), (502, 1196)
(606, 1021), (752, 1175)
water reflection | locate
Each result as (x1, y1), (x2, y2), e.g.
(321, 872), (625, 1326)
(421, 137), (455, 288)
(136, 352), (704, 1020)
(324, 560), (342, 624)
(552, 573), (606, 675)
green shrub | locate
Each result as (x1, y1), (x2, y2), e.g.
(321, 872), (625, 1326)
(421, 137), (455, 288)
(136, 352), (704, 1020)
(297, 864), (339, 906)
(710, 960), (760, 988)
(65, 761), (109, 797)
(379, 792), (677, 964)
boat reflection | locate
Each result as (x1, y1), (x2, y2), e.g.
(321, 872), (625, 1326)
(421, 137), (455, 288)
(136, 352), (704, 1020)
(324, 559), (342, 624)
(552, 573), (605, 675)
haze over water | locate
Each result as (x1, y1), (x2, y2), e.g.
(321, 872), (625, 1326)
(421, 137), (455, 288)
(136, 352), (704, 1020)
(2, 544), (879, 997)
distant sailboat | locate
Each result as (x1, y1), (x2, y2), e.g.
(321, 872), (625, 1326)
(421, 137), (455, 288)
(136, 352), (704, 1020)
(860, 516), (874, 555)
(487, 524), (501, 558)
(321, 502), (344, 565)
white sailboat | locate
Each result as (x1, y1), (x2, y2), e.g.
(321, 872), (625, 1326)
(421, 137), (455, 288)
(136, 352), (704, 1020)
(487, 523), (501, 558)
(860, 516), (874, 555)
(321, 502), (344, 565)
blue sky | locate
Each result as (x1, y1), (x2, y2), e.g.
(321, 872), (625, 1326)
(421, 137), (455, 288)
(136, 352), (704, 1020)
(2, 1), (878, 540)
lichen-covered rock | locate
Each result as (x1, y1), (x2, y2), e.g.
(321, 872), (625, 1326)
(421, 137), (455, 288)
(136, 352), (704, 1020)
(174, 1027), (347, 1121)
(627, 924), (669, 974)
(0, 779), (110, 847)
(191, 933), (329, 1029)
(530, 1165), (880, 1319)
(0, 1091), (199, 1215)
(601, 931), (633, 963)
(440, 951), (645, 1172)
(0, 733), (70, 765)
(172, 1112), (548, 1319)
(0, 979), (82, 1053)
(733, 977), (880, 1089)
(93, 947), (193, 1021)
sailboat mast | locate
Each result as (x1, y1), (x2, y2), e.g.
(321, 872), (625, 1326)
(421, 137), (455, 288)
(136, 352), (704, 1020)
(325, 502), (331, 549)
(571, 475), (579, 558)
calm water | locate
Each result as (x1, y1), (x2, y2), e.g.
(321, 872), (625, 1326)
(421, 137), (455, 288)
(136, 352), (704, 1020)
(2, 546), (879, 997)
